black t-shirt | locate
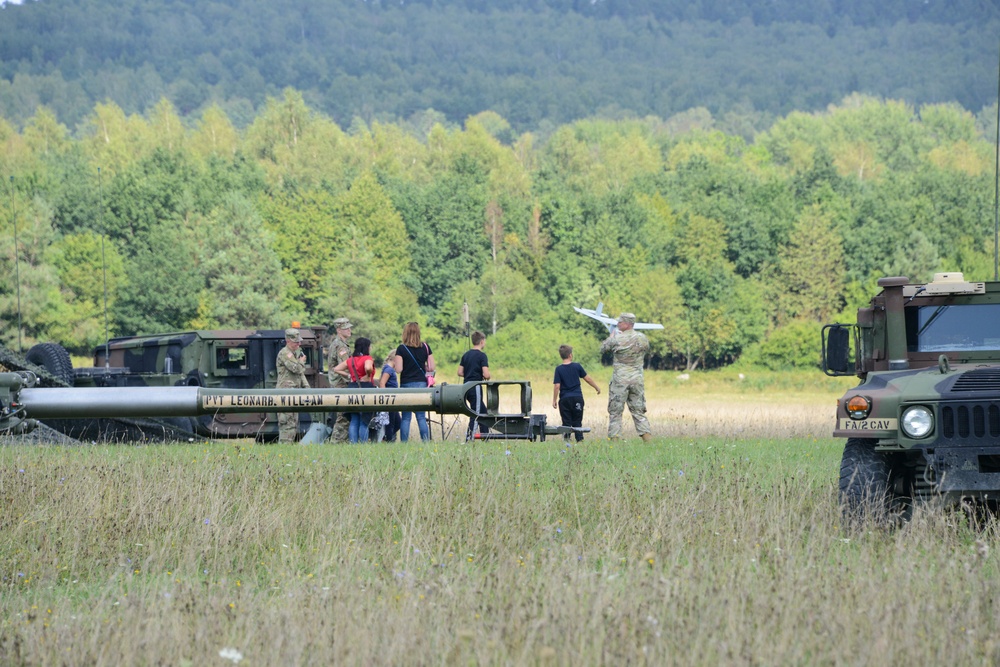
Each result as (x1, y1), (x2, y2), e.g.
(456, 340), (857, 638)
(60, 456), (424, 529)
(396, 343), (433, 385)
(460, 348), (489, 383)
(553, 362), (587, 399)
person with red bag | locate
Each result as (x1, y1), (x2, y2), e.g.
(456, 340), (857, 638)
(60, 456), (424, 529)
(333, 337), (376, 443)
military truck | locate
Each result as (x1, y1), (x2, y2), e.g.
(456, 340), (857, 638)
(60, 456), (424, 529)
(822, 272), (1000, 515)
(21, 326), (330, 441)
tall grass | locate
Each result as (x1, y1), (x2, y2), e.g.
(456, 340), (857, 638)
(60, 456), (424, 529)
(2, 435), (999, 665)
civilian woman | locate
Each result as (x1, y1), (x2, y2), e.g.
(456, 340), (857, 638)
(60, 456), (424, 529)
(333, 337), (376, 443)
(376, 351), (402, 442)
(393, 322), (435, 441)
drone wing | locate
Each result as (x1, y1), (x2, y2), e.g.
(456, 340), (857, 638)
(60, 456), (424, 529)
(573, 306), (619, 328)
(575, 304), (665, 334)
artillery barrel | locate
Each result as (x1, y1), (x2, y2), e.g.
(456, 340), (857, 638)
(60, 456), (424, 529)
(16, 383), (484, 420)
(1, 374), (556, 440)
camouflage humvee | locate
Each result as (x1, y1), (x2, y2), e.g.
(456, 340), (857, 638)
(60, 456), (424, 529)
(22, 327), (330, 441)
(823, 272), (1000, 515)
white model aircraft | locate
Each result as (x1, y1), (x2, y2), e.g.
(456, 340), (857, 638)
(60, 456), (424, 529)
(573, 302), (665, 335)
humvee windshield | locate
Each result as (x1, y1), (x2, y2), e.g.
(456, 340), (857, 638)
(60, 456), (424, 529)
(906, 304), (1000, 352)
(216, 346), (248, 370)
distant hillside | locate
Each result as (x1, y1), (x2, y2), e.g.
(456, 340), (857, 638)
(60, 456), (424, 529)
(0, 0), (997, 133)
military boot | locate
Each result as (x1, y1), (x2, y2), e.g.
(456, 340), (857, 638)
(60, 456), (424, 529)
(640, 433), (653, 443)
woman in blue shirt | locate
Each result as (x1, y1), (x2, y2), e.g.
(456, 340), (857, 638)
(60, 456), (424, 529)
(375, 351), (401, 442)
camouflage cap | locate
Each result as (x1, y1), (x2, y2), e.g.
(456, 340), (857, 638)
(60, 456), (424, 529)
(285, 328), (302, 342)
(617, 313), (636, 324)
(333, 317), (353, 330)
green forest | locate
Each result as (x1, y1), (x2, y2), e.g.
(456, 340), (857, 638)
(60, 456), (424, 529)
(0, 0), (996, 134)
(1, 91), (996, 370)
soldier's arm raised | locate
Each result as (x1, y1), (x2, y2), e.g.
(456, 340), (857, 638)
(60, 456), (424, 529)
(279, 349), (306, 374)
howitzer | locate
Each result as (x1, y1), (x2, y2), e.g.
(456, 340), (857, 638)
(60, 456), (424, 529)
(0, 372), (585, 441)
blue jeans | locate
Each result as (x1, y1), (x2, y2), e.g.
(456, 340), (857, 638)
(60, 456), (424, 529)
(346, 380), (373, 443)
(349, 413), (371, 444)
(400, 380), (430, 441)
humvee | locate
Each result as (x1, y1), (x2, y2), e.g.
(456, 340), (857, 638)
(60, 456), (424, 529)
(22, 326), (330, 441)
(823, 272), (1000, 515)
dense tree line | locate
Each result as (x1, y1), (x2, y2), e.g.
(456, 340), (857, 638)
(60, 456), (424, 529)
(1, 92), (996, 371)
(0, 0), (996, 135)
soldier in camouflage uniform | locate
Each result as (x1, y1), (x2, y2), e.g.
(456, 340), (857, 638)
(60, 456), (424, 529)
(276, 328), (309, 442)
(600, 313), (653, 441)
(326, 318), (353, 442)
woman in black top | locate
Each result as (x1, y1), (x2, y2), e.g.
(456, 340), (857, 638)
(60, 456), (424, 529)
(392, 321), (436, 441)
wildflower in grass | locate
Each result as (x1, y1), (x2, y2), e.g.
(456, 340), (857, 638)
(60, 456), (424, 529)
(219, 647), (244, 663)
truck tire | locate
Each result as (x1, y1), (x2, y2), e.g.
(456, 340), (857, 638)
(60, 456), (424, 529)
(25, 342), (74, 386)
(839, 437), (894, 523)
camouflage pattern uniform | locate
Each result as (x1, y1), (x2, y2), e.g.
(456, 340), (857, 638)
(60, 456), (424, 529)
(276, 328), (309, 442)
(326, 318), (353, 442)
(600, 313), (652, 439)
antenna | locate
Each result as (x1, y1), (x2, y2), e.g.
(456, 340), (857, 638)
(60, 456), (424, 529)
(98, 167), (110, 368)
(994, 40), (1000, 281)
(9, 176), (22, 354)
(462, 301), (471, 348)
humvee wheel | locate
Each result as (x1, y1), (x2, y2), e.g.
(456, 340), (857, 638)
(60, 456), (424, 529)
(26, 342), (73, 386)
(839, 437), (897, 523)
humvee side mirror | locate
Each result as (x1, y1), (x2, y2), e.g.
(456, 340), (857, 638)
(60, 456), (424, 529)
(822, 325), (853, 376)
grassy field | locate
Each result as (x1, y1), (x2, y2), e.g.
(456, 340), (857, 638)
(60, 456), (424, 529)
(2, 370), (1000, 665)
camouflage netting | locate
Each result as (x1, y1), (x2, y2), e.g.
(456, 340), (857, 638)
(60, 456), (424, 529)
(0, 422), (81, 445)
(0, 342), (72, 387)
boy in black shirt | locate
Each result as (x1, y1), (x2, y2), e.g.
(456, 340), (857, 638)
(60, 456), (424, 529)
(552, 344), (601, 443)
(458, 331), (491, 441)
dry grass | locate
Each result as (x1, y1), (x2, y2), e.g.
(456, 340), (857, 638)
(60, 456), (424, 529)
(4, 370), (997, 666)
(441, 366), (851, 441)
